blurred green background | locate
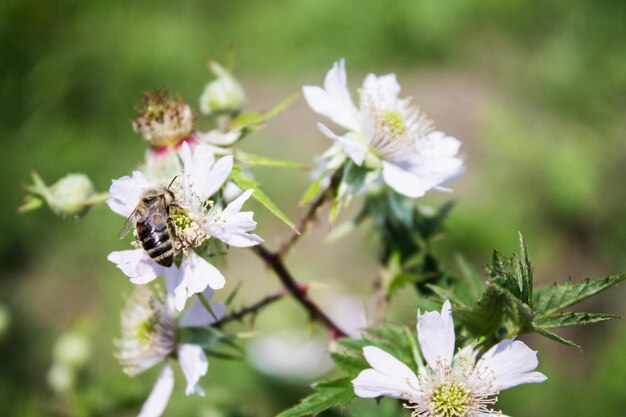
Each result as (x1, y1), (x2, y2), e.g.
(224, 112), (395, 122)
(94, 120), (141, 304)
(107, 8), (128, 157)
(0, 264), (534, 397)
(2, 0), (625, 416)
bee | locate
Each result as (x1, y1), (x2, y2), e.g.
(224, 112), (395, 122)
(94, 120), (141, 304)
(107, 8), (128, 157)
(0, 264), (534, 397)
(119, 184), (179, 267)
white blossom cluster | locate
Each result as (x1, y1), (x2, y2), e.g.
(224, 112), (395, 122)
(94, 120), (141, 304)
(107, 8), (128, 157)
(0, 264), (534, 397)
(27, 58), (555, 417)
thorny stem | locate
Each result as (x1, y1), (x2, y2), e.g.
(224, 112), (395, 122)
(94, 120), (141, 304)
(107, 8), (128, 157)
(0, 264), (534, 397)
(252, 244), (349, 339)
(213, 289), (287, 328)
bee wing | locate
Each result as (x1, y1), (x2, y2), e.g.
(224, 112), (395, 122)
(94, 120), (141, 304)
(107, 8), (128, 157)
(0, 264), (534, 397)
(119, 210), (138, 239)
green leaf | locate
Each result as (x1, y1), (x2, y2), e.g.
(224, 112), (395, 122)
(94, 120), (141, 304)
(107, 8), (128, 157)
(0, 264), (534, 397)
(230, 168), (297, 231)
(178, 326), (236, 349)
(229, 111), (263, 130)
(533, 274), (625, 315)
(230, 92), (300, 130)
(330, 352), (368, 374)
(235, 151), (306, 169)
(225, 282), (242, 307)
(533, 312), (620, 329)
(516, 233), (533, 305)
(532, 323), (581, 349)
(276, 377), (355, 417)
(454, 285), (507, 339)
(426, 283), (471, 309)
(388, 272), (422, 296)
(299, 174), (324, 205)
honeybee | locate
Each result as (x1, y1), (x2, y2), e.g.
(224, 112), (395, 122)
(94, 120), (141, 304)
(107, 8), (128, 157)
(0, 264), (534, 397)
(119, 185), (179, 267)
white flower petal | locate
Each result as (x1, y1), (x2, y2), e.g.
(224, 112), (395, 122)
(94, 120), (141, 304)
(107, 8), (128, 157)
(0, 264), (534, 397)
(417, 300), (455, 369)
(476, 339), (547, 394)
(363, 346), (419, 386)
(107, 171), (150, 217)
(318, 123), (368, 166)
(362, 73), (401, 104)
(206, 189), (264, 247)
(381, 160), (433, 198)
(137, 364), (175, 417)
(174, 251), (225, 311)
(107, 249), (164, 284)
(303, 59), (361, 132)
(203, 154), (233, 199)
(177, 344), (208, 396)
(352, 369), (411, 399)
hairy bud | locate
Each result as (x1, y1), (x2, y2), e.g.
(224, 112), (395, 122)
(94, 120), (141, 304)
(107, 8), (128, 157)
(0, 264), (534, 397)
(199, 62), (245, 116)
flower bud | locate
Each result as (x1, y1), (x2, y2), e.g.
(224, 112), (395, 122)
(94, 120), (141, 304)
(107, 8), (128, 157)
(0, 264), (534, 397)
(199, 62), (245, 116)
(133, 91), (195, 148)
(47, 174), (95, 217)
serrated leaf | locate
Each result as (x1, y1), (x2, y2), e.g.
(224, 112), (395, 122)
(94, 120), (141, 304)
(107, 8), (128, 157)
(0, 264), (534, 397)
(533, 312), (620, 329)
(230, 168), (296, 231)
(454, 286), (507, 339)
(235, 151), (306, 169)
(276, 377), (355, 417)
(533, 274), (625, 315)
(532, 323), (581, 349)
(330, 352), (369, 374)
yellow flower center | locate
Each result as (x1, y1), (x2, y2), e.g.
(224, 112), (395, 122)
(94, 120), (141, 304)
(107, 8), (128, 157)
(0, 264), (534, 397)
(378, 110), (406, 136)
(430, 382), (471, 417)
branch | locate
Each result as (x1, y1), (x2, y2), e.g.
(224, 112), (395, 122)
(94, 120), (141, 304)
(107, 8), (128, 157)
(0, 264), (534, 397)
(213, 289), (287, 328)
(252, 244), (349, 338)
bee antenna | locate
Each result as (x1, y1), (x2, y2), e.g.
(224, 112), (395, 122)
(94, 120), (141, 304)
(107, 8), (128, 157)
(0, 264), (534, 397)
(168, 176), (178, 189)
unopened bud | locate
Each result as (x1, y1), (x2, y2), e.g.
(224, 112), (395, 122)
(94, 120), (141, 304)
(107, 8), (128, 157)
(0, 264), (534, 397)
(47, 174), (95, 217)
(199, 62), (245, 116)
(133, 91), (195, 148)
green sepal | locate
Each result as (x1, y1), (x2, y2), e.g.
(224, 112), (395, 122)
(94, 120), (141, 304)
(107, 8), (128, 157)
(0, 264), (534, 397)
(17, 195), (44, 213)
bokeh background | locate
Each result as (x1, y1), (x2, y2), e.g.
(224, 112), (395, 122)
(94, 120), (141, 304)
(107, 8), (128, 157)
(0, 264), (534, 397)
(2, 0), (625, 416)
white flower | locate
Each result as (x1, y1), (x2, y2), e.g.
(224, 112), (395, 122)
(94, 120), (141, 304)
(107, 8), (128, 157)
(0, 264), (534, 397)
(116, 275), (225, 417)
(352, 300), (547, 417)
(303, 60), (463, 198)
(107, 142), (263, 310)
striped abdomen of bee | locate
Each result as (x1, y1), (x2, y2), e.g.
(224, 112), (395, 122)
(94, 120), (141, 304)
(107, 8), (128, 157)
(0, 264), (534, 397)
(136, 217), (175, 267)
